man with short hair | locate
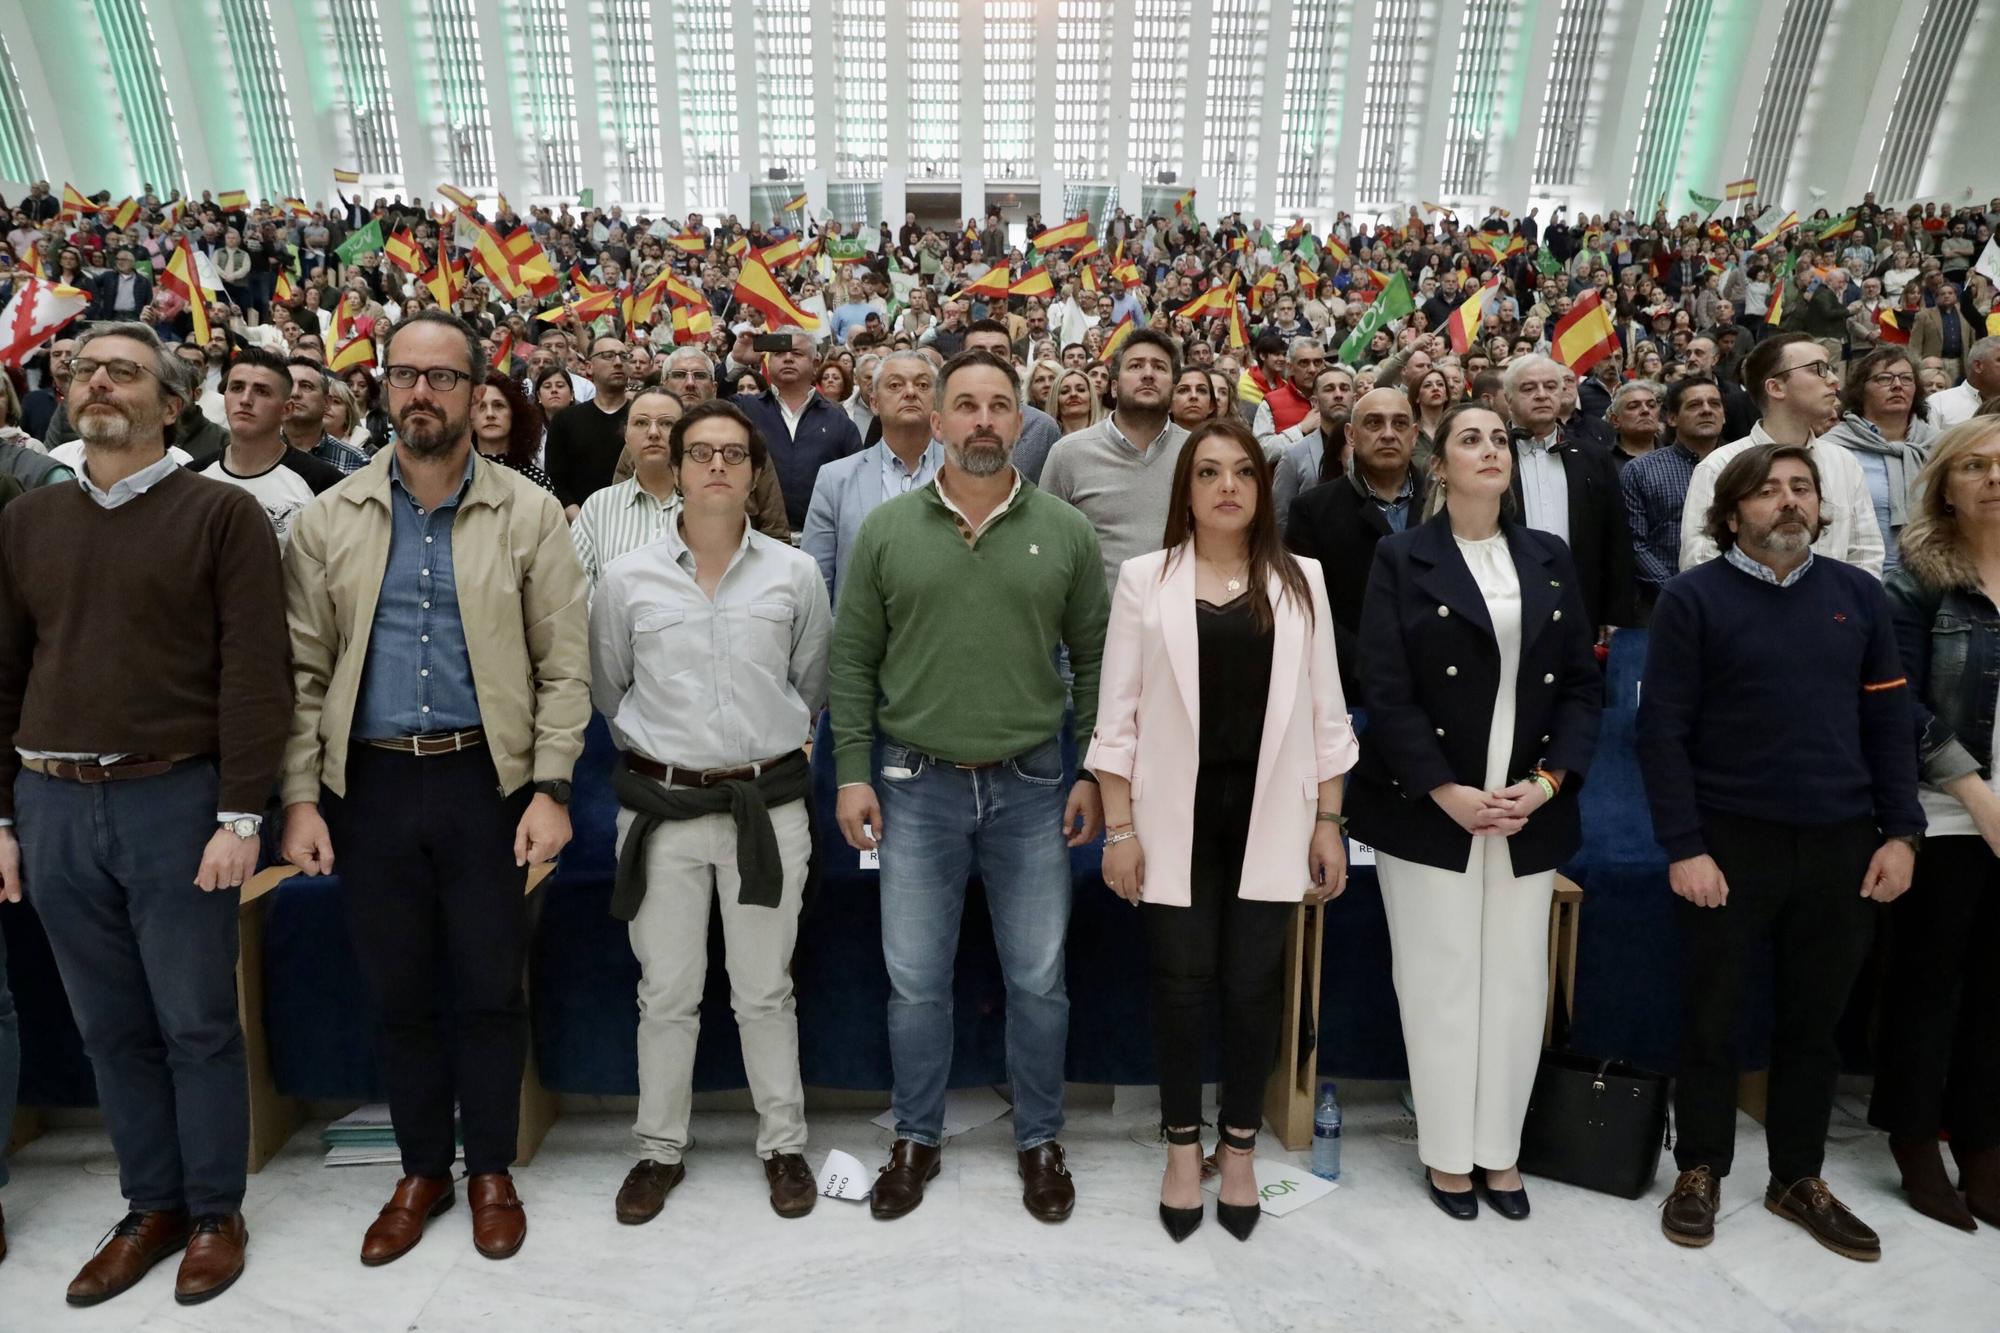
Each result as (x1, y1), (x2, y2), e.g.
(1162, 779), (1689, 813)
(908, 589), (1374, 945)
(1927, 335), (2000, 429)
(1270, 364), (1358, 520)
(0, 322), (291, 1306)
(802, 351), (944, 604)
(23, 336), (75, 442)
(591, 398), (831, 1224)
(609, 348), (789, 538)
(88, 247), (153, 321)
(1255, 341), (1342, 454)
(1502, 354), (1635, 628)
(1640, 442), (1920, 1261)
(283, 358), (368, 475)
(1285, 385), (1422, 694)
(189, 346), (344, 550)
(1911, 282), (1974, 384)
(1680, 332), (1884, 576)
(831, 349), (1107, 1225)
(739, 329), (863, 529)
(963, 319), (1062, 482)
(1622, 375), (1726, 616)
(281, 310), (589, 1266)
(1606, 379), (1664, 468)
(1040, 329), (1189, 592)
(545, 333), (634, 516)
(1685, 335), (1756, 439)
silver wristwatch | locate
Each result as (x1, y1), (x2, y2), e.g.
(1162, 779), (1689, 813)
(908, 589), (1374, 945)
(224, 816), (261, 841)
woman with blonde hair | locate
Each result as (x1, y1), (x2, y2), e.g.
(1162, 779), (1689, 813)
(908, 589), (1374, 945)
(1045, 367), (1103, 435)
(1874, 416), (2000, 1232)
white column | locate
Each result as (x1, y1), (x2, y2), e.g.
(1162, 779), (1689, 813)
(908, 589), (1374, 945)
(958, 5), (984, 223)
(1106, 0), (1137, 213)
(1179, 0), (1214, 191)
(1491, 0), (1561, 216)
(734, 0), (759, 220)
(1710, 0), (1790, 197)
(1032, 0), (1060, 217)
(649, 0), (687, 214)
(1331, 0), (1378, 222)
(565, 0), (603, 202)
(0, 0), (80, 187)
(883, 0), (909, 223)
(269, 0), (333, 206)
(1252, 0), (1292, 225)
(1582, 0), (1668, 216)
(1410, 0), (1469, 211)
(811, 0), (837, 213)
(149, 0), (224, 194)
(1840, 1), (1927, 202)
(470, 0), (523, 204)
(377, 0), (436, 202)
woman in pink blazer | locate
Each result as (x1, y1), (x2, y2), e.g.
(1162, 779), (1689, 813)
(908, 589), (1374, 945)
(1087, 417), (1360, 1244)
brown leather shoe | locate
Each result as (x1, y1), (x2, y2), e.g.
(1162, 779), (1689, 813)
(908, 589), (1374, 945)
(1661, 1167), (1719, 1247)
(615, 1159), (685, 1225)
(765, 1153), (817, 1218)
(174, 1213), (247, 1306)
(870, 1139), (941, 1220)
(360, 1175), (456, 1266)
(468, 1173), (526, 1260)
(1018, 1142), (1075, 1223)
(1765, 1176), (1880, 1261)
(1951, 1141), (2000, 1228)
(66, 1210), (191, 1307)
(1890, 1135), (1976, 1232)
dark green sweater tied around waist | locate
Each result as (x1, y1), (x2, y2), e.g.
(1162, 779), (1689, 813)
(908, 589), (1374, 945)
(609, 750), (812, 920)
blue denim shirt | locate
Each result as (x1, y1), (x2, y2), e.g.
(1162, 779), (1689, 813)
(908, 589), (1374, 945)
(1885, 566), (2000, 786)
(352, 453), (482, 738)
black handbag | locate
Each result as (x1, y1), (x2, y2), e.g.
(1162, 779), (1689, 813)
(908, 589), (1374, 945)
(1518, 1050), (1671, 1199)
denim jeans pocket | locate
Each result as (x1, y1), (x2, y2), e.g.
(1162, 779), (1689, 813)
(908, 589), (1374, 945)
(879, 741), (927, 783)
(1006, 738), (1066, 788)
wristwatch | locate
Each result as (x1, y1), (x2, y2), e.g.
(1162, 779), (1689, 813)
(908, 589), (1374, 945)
(223, 816), (260, 840)
(533, 779), (572, 805)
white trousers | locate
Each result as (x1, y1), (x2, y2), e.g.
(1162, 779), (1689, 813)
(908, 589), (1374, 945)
(1377, 835), (1554, 1174)
(618, 799), (811, 1164)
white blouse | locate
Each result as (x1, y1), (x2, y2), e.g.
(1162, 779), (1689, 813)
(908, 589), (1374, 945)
(1455, 531), (1522, 790)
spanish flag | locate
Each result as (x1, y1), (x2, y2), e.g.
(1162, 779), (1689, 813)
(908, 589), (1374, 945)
(217, 190), (251, 211)
(1550, 289), (1617, 374)
(1112, 260), (1144, 289)
(334, 168), (361, 185)
(329, 328), (376, 373)
(1071, 238), (1100, 261)
(1724, 177), (1758, 201)
(1031, 213), (1091, 250)
(622, 270), (671, 328)
(733, 252), (821, 331)
(61, 183), (98, 216)
(273, 269), (296, 304)
(1443, 272), (1500, 356)
(726, 235), (749, 258)
(1875, 309), (1910, 346)
(783, 192), (807, 213)
(1009, 265), (1053, 298)
(282, 198), (310, 217)
(1322, 234), (1351, 266)
(1172, 189), (1196, 217)
(1226, 300), (1249, 350)
(1468, 232), (1525, 264)
(385, 227), (427, 276)
(671, 301), (714, 344)
(1176, 283), (1232, 320)
(665, 232), (708, 255)
(960, 264), (1012, 301)
(492, 329), (515, 375)
(1078, 265), (1098, 294)
(1752, 211), (1798, 252)
(108, 197), (140, 229)
(1098, 313), (1135, 363)
(437, 183), (478, 211)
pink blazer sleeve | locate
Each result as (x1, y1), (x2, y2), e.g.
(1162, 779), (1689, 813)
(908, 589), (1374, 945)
(1084, 558), (1146, 781)
(1301, 559), (1360, 781)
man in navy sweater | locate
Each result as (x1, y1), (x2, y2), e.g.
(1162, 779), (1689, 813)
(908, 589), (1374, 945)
(1638, 442), (1921, 1263)
(739, 330), (863, 529)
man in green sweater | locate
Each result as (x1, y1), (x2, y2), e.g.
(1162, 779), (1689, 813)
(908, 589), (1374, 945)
(830, 349), (1108, 1225)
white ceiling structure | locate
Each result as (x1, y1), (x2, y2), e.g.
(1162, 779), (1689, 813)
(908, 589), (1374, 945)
(0, 0), (1994, 227)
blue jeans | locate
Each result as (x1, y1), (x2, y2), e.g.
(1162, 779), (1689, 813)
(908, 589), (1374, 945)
(0, 920), (16, 1191)
(877, 736), (1073, 1151)
(14, 761), (247, 1214)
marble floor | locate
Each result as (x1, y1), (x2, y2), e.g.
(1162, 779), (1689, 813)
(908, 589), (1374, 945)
(0, 1089), (1993, 1333)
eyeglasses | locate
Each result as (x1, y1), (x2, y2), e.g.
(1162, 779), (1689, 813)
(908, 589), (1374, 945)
(69, 357), (161, 386)
(1773, 359), (1838, 382)
(683, 443), (750, 465)
(665, 368), (713, 382)
(590, 350), (631, 362)
(1866, 372), (1917, 389)
(383, 365), (473, 392)
(1952, 456), (2000, 480)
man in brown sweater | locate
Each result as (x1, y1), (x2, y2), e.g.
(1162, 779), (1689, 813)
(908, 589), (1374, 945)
(0, 322), (291, 1308)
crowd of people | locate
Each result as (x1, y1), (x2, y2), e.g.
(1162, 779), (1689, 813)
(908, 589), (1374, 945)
(0, 174), (1998, 1307)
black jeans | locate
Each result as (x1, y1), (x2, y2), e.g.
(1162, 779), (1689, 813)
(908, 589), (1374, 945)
(1868, 834), (2000, 1151)
(1144, 762), (1294, 1132)
(1673, 810), (1880, 1184)
(325, 746), (533, 1178)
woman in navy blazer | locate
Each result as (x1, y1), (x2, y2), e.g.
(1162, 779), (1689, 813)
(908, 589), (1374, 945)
(1347, 401), (1602, 1222)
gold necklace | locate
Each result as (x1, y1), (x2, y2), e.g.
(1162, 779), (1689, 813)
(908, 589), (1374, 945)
(1200, 553), (1250, 594)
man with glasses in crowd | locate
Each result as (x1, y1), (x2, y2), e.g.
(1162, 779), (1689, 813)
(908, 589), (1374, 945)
(546, 333), (634, 518)
(281, 310), (588, 1268)
(1679, 332), (1885, 576)
(608, 347), (791, 539)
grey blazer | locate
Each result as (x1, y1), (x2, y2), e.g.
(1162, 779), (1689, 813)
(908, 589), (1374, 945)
(801, 439), (946, 606)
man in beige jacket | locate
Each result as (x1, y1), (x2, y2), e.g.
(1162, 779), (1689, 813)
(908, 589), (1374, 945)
(280, 309), (588, 1269)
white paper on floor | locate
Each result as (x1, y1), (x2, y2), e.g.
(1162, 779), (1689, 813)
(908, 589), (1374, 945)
(870, 1086), (1011, 1140)
(1203, 1157), (1339, 1216)
(816, 1148), (874, 1201)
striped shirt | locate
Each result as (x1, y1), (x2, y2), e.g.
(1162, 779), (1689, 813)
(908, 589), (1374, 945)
(571, 476), (682, 589)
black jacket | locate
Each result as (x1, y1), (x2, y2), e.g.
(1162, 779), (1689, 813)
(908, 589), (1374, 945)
(1509, 433), (1635, 628)
(1285, 466), (1421, 698)
(1345, 513), (1603, 874)
(87, 269), (153, 320)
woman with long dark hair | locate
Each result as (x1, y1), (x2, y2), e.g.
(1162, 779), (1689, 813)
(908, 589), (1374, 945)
(1347, 401), (1602, 1222)
(471, 372), (556, 494)
(1089, 416), (1358, 1244)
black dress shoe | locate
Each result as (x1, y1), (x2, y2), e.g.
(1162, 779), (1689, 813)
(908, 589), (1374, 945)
(1478, 1169), (1531, 1220)
(1018, 1143), (1075, 1223)
(1765, 1176), (1880, 1262)
(1157, 1126), (1203, 1243)
(1214, 1128), (1260, 1241)
(871, 1140), (941, 1221)
(1427, 1171), (1479, 1220)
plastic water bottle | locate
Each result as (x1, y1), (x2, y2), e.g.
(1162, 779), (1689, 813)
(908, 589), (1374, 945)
(1311, 1081), (1342, 1181)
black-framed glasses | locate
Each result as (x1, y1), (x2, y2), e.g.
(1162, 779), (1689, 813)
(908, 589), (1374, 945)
(69, 357), (161, 386)
(1773, 359), (1837, 382)
(384, 365), (473, 391)
(684, 443), (750, 465)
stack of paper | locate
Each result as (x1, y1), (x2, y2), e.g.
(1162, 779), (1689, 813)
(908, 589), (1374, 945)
(322, 1104), (463, 1168)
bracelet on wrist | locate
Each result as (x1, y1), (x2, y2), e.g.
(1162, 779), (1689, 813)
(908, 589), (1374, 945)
(1531, 775), (1557, 802)
(1104, 829), (1139, 847)
(1315, 811), (1348, 829)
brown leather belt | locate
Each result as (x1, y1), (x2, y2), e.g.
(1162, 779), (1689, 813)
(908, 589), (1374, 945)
(629, 751), (797, 788)
(363, 727), (486, 756)
(21, 754), (195, 783)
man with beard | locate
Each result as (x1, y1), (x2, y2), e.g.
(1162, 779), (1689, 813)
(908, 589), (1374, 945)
(830, 349), (1107, 1225)
(280, 309), (589, 1267)
(1269, 362), (1358, 520)
(1679, 333), (1884, 576)
(0, 322), (290, 1306)
(545, 333), (635, 517)
(283, 359), (369, 475)
(1040, 328), (1188, 592)
(962, 321), (1062, 483)
(1640, 442), (1919, 1261)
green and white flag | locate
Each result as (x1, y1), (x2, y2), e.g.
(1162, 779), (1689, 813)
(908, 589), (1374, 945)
(577, 188), (594, 208)
(334, 218), (383, 264)
(1688, 190), (1722, 217)
(1337, 273), (1416, 366)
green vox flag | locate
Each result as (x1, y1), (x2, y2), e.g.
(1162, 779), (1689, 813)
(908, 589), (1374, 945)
(1337, 273), (1415, 366)
(334, 218), (383, 264)
(578, 188), (594, 208)
(1295, 233), (1319, 271)
(1688, 189), (1722, 216)
(1535, 248), (1562, 277)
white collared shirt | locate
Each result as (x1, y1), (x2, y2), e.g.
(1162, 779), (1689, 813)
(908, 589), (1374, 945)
(76, 450), (183, 511)
(1515, 431), (1570, 544)
(881, 440), (945, 498)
